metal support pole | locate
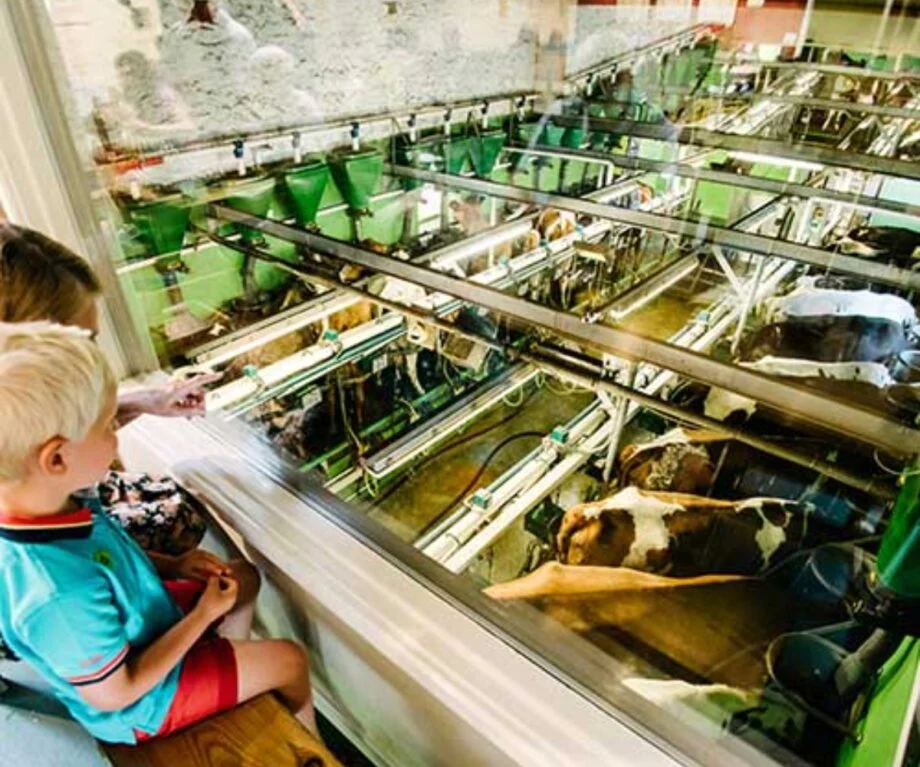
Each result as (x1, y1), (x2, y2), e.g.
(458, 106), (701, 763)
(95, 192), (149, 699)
(731, 255), (767, 355)
(602, 363), (637, 484)
(795, 0), (816, 60)
(488, 197), (499, 267)
(440, 189), (451, 233)
(711, 245), (744, 296)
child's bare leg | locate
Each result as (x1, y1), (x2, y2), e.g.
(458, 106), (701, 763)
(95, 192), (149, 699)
(229, 638), (318, 737)
(219, 560), (260, 640)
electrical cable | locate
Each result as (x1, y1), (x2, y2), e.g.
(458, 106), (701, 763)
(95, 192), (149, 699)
(432, 430), (545, 520)
(371, 388), (539, 506)
(362, 470), (379, 499)
(544, 378), (582, 396)
(336, 373), (365, 455)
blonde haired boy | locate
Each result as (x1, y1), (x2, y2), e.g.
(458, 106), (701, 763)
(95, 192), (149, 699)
(0, 323), (316, 743)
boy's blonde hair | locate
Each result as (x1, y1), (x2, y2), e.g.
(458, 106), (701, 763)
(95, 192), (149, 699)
(0, 322), (116, 481)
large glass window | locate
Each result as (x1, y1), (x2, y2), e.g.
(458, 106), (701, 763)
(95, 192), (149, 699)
(20, 1), (920, 764)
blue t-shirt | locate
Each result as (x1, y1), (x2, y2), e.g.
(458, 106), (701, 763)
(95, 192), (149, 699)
(0, 497), (183, 744)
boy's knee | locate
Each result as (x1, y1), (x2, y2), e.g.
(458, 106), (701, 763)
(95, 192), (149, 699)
(278, 639), (309, 676)
(230, 560), (261, 601)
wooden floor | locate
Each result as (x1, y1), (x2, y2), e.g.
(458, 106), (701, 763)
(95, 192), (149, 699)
(104, 694), (342, 767)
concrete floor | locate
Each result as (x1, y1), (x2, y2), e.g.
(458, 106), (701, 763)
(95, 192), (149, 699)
(368, 385), (594, 543)
(618, 293), (696, 340)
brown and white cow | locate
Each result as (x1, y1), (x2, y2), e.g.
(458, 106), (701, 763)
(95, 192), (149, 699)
(618, 428), (729, 495)
(536, 208), (577, 242)
(555, 486), (812, 576)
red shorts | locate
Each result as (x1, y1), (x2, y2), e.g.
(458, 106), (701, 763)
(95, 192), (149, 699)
(136, 580), (238, 741)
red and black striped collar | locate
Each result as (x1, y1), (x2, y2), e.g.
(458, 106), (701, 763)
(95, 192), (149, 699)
(0, 507), (94, 543)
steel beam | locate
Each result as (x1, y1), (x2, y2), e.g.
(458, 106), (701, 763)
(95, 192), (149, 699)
(705, 93), (920, 121)
(746, 59), (920, 82)
(565, 23), (710, 82)
(211, 203), (920, 457)
(415, 215), (538, 266)
(506, 143), (920, 221)
(386, 164), (920, 291)
(544, 114), (920, 182)
(593, 91), (920, 122)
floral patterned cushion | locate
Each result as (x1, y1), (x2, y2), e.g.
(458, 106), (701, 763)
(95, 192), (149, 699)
(97, 471), (207, 556)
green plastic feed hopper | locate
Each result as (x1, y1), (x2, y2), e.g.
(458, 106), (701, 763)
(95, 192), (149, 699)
(561, 127), (587, 149)
(517, 122), (544, 146)
(469, 130), (506, 177)
(443, 137), (473, 175)
(283, 161), (330, 228)
(393, 134), (423, 190)
(220, 176), (278, 244)
(541, 124), (567, 147)
(329, 149), (384, 211)
(126, 196), (191, 255)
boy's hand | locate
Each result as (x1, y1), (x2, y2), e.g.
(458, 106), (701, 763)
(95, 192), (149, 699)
(174, 550), (231, 582)
(197, 576), (239, 622)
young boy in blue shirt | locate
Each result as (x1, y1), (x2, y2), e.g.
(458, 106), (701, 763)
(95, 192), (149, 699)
(0, 322), (316, 743)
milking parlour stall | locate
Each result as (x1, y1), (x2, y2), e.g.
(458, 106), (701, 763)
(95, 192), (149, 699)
(4, 2), (920, 766)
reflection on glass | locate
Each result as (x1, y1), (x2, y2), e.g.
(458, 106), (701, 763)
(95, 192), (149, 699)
(29, 0), (920, 765)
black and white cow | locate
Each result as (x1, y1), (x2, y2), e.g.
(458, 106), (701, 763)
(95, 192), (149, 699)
(761, 277), (917, 328)
(705, 278), (919, 420)
(900, 129), (920, 161)
(704, 357), (900, 421)
(742, 314), (910, 364)
(555, 486), (812, 576)
(834, 226), (920, 269)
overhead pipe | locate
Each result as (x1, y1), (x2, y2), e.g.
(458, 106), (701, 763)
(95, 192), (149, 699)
(565, 23), (712, 82)
(102, 92), (539, 178)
